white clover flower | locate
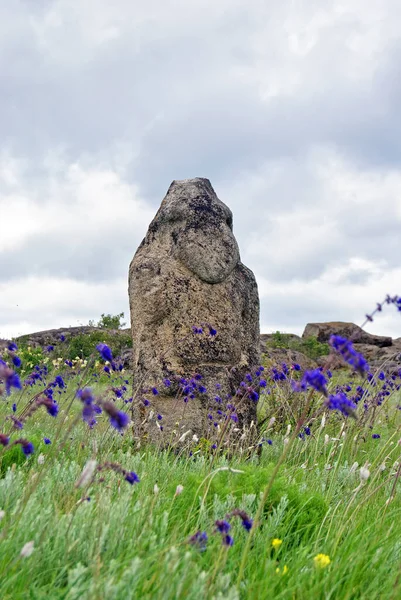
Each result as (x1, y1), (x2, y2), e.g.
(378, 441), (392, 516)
(360, 466), (370, 482)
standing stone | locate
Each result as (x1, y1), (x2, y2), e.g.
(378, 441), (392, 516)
(128, 178), (260, 442)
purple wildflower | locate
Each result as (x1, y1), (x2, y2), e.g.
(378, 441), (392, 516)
(189, 531), (208, 551)
(215, 520), (231, 534)
(18, 439), (34, 456)
(125, 471), (140, 485)
(372, 433), (381, 439)
(0, 433), (9, 446)
(103, 401), (129, 430)
(223, 535), (234, 546)
(44, 437), (51, 445)
(329, 335), (369, 375)
(12, 355), (21, 368)
(96, 343), (113, 362)
(326, 393), (357, 417)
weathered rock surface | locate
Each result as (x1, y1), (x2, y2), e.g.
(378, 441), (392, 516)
(302, 322), (392, 348)
(128, 178), (260, 441)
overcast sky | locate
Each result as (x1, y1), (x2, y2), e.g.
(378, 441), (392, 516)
(1, 0), (401, 340)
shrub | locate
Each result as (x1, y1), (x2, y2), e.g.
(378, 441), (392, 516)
(268, 331), (330, 359)
(88, 312), (126, 330)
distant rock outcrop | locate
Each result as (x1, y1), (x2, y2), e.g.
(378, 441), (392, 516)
(302, 322), (392, 348)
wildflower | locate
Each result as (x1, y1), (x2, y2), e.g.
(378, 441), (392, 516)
(46, 345), (54, 352)
(198, 385), (207, 393)
(209, 326), (217, 336)
(174, 484), (184, 496)
(223, 534), (234, 546)
(125, 471), (140, 485)
(227, 509), (253, 531)
(20, 541), (35, 558)
(360, 466), (370, 481)
(163, 378), (171, 387)
(38, 454), (45, 465)
(276, 565), (289, 575)
(54, 375), (65, 389)
(8, 342), (18, 352)
(189, 530), (208, 551)
(157, 414), (163, 421)
(304, 426), (311, 436)
(96, 343), (113, 362)
(0, 433), (10, 446)
(272, 538), (283, 550)
(314, 553), (331, 568)
(292, 363), (301, 371)
(12, 355), (21, 368)
(77, 388), (94, 404)
(216, 520), (231, 534)
(12, 403), (16, 413)
(250, 390), (259, 402)
(154, 483), (160, 494)
(0, 362), (22, 395)
(303, 369), (328, 396)
(103, 402), (129, 431)
(192, 326), (203, 334)
(151, 387), (159, 395)
(76, 460), (98, 488)
(329, 335), (369, 375)
(44, 438), (51, 445)
(326, 393), (357, 418)
(59, 334), (66, 342)
(372, 434), (380, 439)
(40, 397), (59, 417)
(17, 439), (34, 456)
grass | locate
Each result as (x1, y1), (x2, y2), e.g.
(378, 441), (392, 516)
(1, 336), (401, 599)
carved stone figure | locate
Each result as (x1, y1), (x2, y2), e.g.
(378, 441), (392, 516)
(128, 178), (260, 442)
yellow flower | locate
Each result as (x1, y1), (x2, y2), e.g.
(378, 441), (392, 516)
(271, 538), (283, 550)
(275, 565), (288, 575)
(314, 553), (331, 568)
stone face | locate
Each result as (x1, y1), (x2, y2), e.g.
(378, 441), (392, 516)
(302, 322), (392, 348)
(128, 178), (260, 441)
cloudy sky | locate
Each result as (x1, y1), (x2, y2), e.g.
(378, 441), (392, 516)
(1, 0), (401, 340)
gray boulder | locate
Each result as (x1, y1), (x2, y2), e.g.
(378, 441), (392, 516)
(302, 322), (392, 348)
(128, 178), (260, 441)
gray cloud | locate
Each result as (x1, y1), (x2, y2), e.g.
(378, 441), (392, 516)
(1, 0), (401, 338)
